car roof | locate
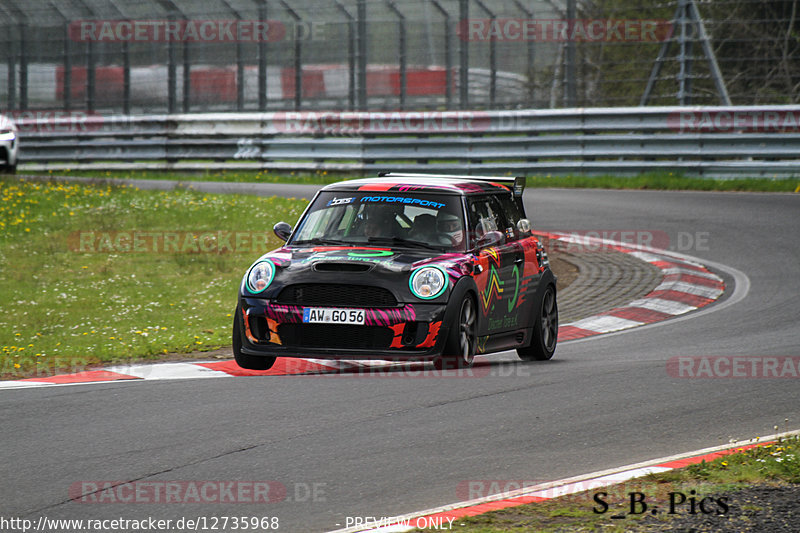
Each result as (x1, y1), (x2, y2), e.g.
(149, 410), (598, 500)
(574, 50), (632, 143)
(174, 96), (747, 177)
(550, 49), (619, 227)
(321, 174), (521, 196)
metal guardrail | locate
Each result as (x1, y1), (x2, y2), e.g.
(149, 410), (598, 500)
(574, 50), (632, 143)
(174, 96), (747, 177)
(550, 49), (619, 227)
(15, 105), (800, 178)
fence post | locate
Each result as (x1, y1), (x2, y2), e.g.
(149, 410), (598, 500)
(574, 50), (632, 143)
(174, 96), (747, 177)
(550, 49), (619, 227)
(458, 0), (468, 109)
(19, 23), (28, 111)
(512, 0), (535, 107)
(122, 37), (130, 114)
(429, 0), (452, 110)
(333, 0), (356, 110)
(473, 0), (496, 107)
(6, 30), (16, 111)
(279, 0), (303, 111)
(182, 39), (191, 113)
(387, 1), (406, 109)
(62, 22), (72, 111)
(565, 0), (577, 107)
(168, 13), (177, 113)
(357, 0), (368, 109)
(257, 0), (268, 111)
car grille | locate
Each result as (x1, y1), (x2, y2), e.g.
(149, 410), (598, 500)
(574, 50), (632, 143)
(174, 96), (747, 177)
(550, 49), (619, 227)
(277, 324), (394, 350)
(276, 284), (397, 307)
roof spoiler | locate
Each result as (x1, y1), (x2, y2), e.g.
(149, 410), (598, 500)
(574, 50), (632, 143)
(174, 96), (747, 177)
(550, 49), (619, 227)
(377, 172), (526, 198)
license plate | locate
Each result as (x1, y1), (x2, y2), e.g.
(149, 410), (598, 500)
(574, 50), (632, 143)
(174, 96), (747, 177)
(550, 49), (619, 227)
(303, 307), (365, 325)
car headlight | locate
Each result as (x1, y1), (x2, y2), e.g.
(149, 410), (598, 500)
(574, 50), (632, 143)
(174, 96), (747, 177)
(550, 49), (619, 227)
(409, 266), (448, 299)
(246, 260), (275, 294)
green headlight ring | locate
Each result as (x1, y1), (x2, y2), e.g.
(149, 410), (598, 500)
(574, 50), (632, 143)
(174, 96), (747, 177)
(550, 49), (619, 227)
(409, 265), (449, 300)
(246, 259), (275, 294)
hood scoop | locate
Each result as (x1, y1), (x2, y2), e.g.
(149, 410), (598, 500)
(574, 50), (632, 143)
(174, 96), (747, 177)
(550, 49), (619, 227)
(313, 262), (373, 273)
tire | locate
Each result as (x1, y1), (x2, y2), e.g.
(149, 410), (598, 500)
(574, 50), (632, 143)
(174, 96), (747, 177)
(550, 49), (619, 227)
(232, 307), (276, 371)
(517, 284), (558, 361)
(434, 295), (477, 370)
(1, 163), (15, 175)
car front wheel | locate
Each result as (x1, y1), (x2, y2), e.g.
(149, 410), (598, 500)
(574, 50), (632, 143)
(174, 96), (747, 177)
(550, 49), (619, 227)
(434, 295), (477, 370)
(232, 307), (277, 371)
(517, 284), (558, 361)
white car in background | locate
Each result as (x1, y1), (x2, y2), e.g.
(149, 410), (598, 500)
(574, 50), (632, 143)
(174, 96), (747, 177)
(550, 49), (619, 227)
(0, 113), (19, 173)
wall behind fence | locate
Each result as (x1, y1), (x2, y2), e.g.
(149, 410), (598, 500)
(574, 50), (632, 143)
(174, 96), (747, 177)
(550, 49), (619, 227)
(15, 106), (800, 178)
(2, 0), (798, 114)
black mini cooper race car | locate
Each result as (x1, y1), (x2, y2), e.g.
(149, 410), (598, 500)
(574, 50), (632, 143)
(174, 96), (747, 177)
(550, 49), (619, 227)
(233, 173), (557, 370)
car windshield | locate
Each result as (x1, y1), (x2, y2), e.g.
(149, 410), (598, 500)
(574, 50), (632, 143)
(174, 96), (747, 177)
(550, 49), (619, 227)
(291, 191), (466, 252)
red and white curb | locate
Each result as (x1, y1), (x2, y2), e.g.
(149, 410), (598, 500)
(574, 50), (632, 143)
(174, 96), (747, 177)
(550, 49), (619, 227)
(537, 231), (724, 341)
(1, 234), (727, 390)
(328, 429), (800, 533)
(0, 359), (409, 389)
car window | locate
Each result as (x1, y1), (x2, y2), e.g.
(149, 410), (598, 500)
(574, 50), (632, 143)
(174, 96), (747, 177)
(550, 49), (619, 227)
(291, 191), (466, 250)
(496, 192), (523, 241)
(467, 195), (510, 248)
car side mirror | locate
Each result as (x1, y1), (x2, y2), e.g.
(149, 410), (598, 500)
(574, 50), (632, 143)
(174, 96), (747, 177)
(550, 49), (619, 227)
(517, 218), (532, 237)
(476, 230), (504, 248)
(273, 221), (292, 242)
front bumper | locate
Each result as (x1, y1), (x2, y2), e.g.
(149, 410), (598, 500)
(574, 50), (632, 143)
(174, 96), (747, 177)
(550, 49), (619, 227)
(237, 297), (451, 360)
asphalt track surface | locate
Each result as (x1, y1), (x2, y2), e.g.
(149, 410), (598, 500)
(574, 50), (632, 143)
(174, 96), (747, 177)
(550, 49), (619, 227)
(1, 184), (798, 532)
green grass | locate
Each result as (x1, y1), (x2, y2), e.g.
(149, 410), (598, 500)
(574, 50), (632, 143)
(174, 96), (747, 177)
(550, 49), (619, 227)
(409, 435), (800, 532)
(0, 177), (309, 379)
(23, 168), (800, 192)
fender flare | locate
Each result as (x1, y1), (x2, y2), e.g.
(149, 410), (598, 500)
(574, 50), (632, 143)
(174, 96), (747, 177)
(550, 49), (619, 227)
(436, 276), (481, 348)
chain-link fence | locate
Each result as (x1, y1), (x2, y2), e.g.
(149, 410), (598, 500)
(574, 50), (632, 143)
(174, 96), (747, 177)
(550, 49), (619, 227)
(1, 0), (798, 114)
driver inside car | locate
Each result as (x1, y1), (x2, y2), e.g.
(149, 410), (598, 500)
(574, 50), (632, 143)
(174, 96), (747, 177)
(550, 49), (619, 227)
(363, 209), (401, 239)
(436, 211), (464, 246)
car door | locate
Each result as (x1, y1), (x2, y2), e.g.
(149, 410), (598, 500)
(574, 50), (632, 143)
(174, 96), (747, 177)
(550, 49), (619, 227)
(468, 194), (524, 335)
(495, 190), (539, 331)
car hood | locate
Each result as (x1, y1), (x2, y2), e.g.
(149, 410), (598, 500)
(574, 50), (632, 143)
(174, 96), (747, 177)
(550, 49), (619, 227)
(261, 245), (469, 275)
